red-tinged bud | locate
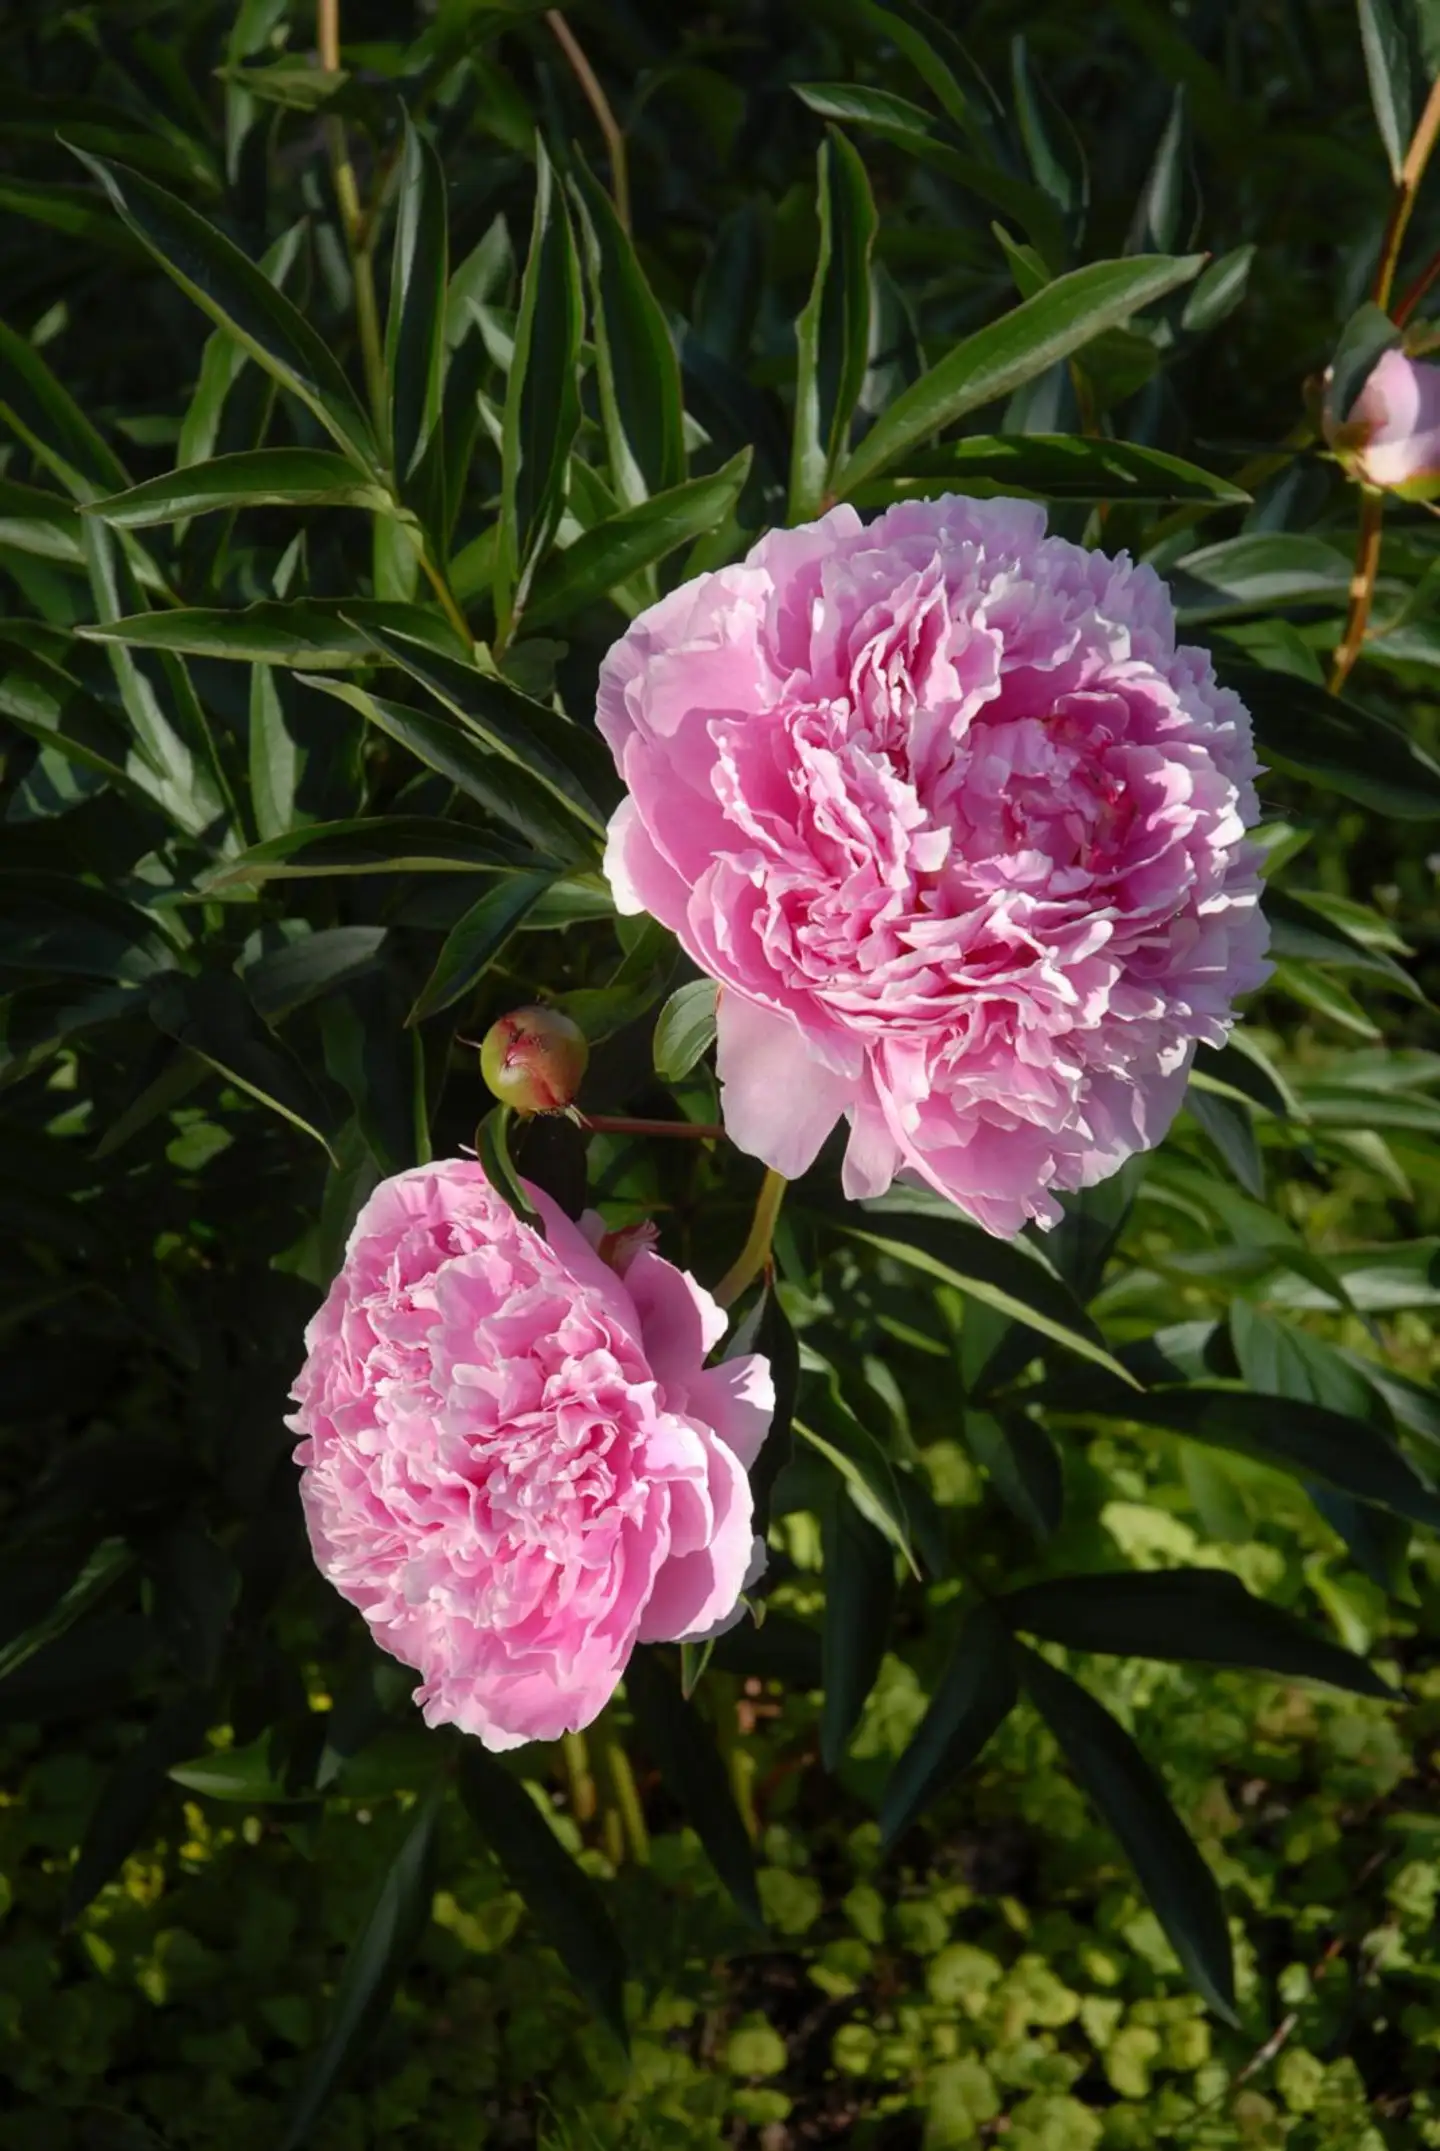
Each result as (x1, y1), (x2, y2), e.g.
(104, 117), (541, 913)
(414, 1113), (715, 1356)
(479, 1006), (589, 1116)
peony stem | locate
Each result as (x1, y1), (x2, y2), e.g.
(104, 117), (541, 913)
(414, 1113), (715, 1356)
(599, 1730), (649, 1864)
(545, 10), (631, 233)
(578, 1113), (725, 1140)
(562, 1729), (598, 1824)
(1373, 73), (1440, 313)
(714, 1167), (787, 1309)
(1329, 487), (1385, 692)
(317, 0), (386, 437)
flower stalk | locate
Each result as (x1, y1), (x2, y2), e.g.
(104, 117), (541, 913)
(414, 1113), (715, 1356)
(715, 1168), (787, 1309)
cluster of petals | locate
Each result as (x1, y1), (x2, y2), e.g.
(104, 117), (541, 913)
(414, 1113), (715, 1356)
(1330, 347), (1440, 495)
(290, 1162), (773, 1750)
(598, 493), (1270, 1235)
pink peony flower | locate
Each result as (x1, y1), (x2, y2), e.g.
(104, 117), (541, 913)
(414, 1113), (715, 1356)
(598, 494), (1269, 1236)
(1332, 348), (1440, 493)
(289, 1160), (774, 1750)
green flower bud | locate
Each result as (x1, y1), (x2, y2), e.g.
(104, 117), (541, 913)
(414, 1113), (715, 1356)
(479, 1006), (588, 1116)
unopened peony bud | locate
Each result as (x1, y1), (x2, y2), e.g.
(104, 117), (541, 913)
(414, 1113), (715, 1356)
(1327, 348), (1440, 495)
(479, 1005), (588, 1115)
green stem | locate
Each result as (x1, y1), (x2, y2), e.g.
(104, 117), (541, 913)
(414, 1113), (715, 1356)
(715, 1167), (787, 1309)
(561, 1729), (597, 1825)
(600, 1731), (649, 1865)
(420, 548), (472, 645)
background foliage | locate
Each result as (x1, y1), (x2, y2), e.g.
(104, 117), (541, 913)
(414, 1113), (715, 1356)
(5, 0), (1440, 2143)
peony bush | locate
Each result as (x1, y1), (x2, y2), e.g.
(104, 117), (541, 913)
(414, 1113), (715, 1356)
(4, 1), (1440, 2143)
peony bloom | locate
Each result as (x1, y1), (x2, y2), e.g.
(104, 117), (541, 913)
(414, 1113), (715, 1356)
(599, 494), (1269, 1236)
(290, 1160), (774, 1750)
(1329, 348), (1440, 494)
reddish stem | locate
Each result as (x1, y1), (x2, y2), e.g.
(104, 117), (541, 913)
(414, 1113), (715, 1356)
(579, 1114), (725, 1140)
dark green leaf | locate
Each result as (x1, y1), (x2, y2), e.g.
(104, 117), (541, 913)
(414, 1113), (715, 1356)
(1180, 245), (1255, 334)
(726, 1280), (798, 1540)
(791, 129), (878, 519)
(1001, 1569), (1391, 1696)
(1358, 0), (1412, 180)
(386, 116), (448, 490)
(244, 927), (388, 1023)
(64, 1693), (213, 1922)
(1224, 661), (1440, 822)
(1169, 535), (1352, 621)
(279, 1784), (443, 2151)
(654, 979), (718, 1082)
(820, 1485), (897, 1769)
(1185, 1083), (1264, 1199)
(837, 254), (1203, 494)
(796, 1366), (917, 1573)
(458, 1746), (628, 2046)
(203, 815), (535, 890)
(1265, 887), (1425, 1002)
(407, 869), (557, 1023)
(474, 1105), (542, 1231)
(879, 1603), (1017, 1846)
(522, 453), (752, 630)
(839, 1189), (1138, 1386)
(78, 597), (468, 668)
(966, 1409), (1063, 1539)
(148, 973), (338, 1158)
(855, 433), (1247, 505)
(571, 156), (685, 507)
(0, 314), (131, 498)
(1018, 1647), (1237, 2022)
(64, 142), (380, 470)
(345, 621), (617, 835)
(626, 1650), (763, 1925)
(1040, 1376), (1440, 1529)
(1126, 85), (1188, 254)
(500, 139), (583, 625)
(85, 449), (394, 527)
(1325, 302), (1402, 428)
(0, 1538), (133, 1685)
(299, 677), (598, 864)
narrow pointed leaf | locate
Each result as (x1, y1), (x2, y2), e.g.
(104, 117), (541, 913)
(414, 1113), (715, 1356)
(1018, 1648), (1237, 2022)
(1222, 661), (1440, 822)
(500, 139), (583, 621)
(726, 1279), (797, 1539)
(148, 973), (338, 1158)
(1358, 0), (1412, 180)
(201, 816), (535, 890)
(0, 1539), (133, 1685)
(522, 453), (752, 630)
(839, 1191), (1139, 1387)
(86, 449), (394, 527)
(820, 1486), (897, 1769)
(572, 156), (685, 506)
(880, 1604), (1018, 1845)
(966, 1409), (1063, 1538)
(78, 598), (468, 668)
(837, 254), (1203, 494)
(856, 433), (1247, 504)
(64, 142), (380, 470)
(407, 870), (557, 1023)
(626, 1651), (762, 1925)
(791, 129), (877, 519)
(386, 116), (449, 488)
(458, 1746), (628, 2045)
(0, 316), (131, 498)
(299, 676), (597, 863)
(1001, 1569), (1391, 1696)
(474, 1106), (542, 1231)
(795, 1370), (917, 1574)
(279, 1785), (443, 2150)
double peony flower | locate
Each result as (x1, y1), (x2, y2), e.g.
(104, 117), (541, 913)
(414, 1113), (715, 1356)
(293, 493), (1269, 1748)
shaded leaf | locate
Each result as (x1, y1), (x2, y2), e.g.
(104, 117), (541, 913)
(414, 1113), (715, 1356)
(791, 128), (878, 519)
(86, 449), (394, 527)
(837, 253), (1203, 494)
(626, 1650), (762, 1924)
(386, 116), (448, 489)
(522, 453), (752, 630)
(149, 973), (338, 1157)
(458, 1746), (628, 2045)
(820, 1484), (897, 1769)
(880, 1603), (1017, 1846)
(1018, 1646), (1238, 2022)
(407, 870), (557, 1023)
(572, 156), (685, 507)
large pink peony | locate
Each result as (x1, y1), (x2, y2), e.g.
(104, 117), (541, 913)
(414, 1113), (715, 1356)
(599, 494), (1270, 1236)
(289, 1161), (774, 1750)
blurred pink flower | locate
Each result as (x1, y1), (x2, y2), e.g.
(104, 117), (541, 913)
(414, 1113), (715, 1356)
(1337, 348), (1440, 492)
(290, 1161), (773, 1750)
(599, 495), (1269, 1236)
